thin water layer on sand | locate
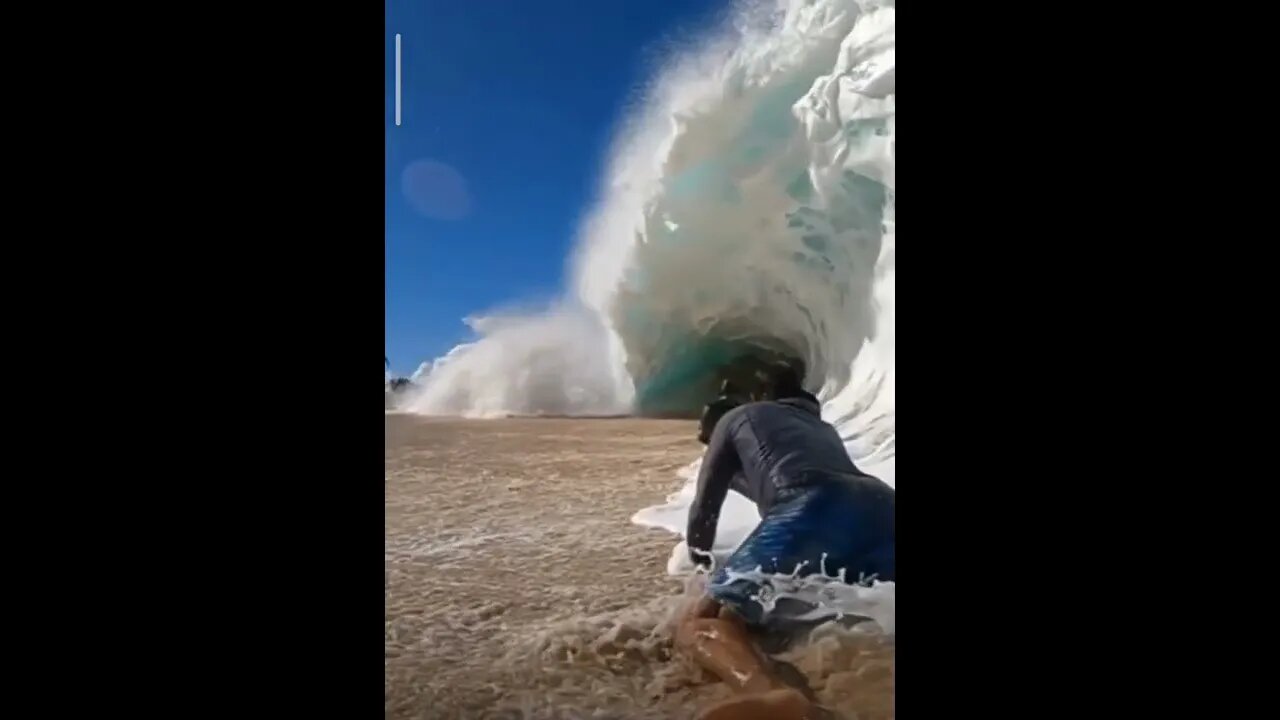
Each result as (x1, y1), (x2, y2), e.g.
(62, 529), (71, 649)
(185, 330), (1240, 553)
(385, 416), (893, 719)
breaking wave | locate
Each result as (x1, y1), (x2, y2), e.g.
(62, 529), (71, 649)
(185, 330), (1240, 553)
(405, 0), (895, 602)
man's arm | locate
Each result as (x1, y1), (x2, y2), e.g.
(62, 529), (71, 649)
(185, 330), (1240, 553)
(687, 414), (741, 566)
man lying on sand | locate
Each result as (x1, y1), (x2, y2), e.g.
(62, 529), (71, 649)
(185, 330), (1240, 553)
(675, 368), (895, 720)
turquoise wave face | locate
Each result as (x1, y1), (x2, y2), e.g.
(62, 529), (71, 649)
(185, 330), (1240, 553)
(632, 335), (800, 417)
(632, 336), (736, 417)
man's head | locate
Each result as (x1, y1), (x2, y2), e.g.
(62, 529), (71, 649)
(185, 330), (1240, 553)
(771, 364), (806, 399)
(768, 364), (821, 411)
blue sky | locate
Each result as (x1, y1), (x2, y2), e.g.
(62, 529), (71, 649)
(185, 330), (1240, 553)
(385, 0), (728, 377)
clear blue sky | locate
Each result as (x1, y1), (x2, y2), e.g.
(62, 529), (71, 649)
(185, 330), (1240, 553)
(385, 0), (728, 377)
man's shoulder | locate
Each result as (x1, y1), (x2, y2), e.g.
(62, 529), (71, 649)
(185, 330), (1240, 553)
(726, 400), (786, 427)
(715, 400), (767, 431)
(735, 399), (794, 416)
(733, 398), (831, 435)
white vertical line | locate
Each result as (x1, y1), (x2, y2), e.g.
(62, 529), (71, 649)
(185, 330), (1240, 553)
(395, 34), (402, 126)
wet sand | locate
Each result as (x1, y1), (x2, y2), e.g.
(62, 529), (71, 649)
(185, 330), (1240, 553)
(385, 415), (893, 719)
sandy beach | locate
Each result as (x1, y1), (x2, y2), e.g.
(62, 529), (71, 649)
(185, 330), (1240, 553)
(385, 414), (893, 719)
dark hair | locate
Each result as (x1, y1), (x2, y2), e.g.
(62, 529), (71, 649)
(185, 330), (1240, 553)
(772, 364), (806, 400)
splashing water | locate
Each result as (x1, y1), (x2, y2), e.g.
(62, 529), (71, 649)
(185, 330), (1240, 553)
(715, 562), (896, 635)
(405, 0), (896, 628)
(404, 304), (629, 417)
(492, 574), (893, 718)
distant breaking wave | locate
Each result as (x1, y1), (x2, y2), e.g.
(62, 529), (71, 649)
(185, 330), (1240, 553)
(405, 0), (895, 590)
(406, 305), (627, 418)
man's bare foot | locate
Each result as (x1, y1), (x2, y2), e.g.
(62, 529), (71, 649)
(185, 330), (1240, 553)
(696, 687), (824, 720)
